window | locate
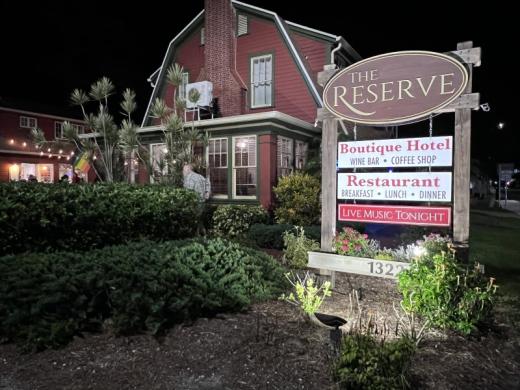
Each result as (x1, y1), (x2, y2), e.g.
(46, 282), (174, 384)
(55, 122), (64, 139)
(277, 136), (293, 178)
(37, 164), (54, 183)
(207, 138), (228, 197)
(237, 14), (248, 36)
(200, 27), (205, 45)
(55, 122), (84, 138)
(150, 143), (168, 181)
(250, 54), (273, 108)
(20, 116), (37, 128)
(295, 140), (308, 170)
(178, 72), (189, 101)
(72, 123), (85, 135)
(233, 136), (256, 198)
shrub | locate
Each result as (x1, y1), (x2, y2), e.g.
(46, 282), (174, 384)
(212, 204), (268, 238)
(0, 238), (286, 351)
(283, 226), (320, 269)
(334, 334), (415, 389)
(0, 182), (201, 256)
(280, 272), (331, 315)
(247, 223), (321, 249)
(398, 251), (498, 335)
(333, 227), (379, 258)
(273, 172), (321, 226)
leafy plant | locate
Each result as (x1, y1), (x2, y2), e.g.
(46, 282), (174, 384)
(212, 204), (268, 238)
(273, 172), (321, 226)
(247, 224), (321, 250)
(0, 238), (286, 351)
(334, 334), (415, 390)
(333, 227), (379, 258)
(398, 251), (498, 335)
(0, 183), (201, 255)
(282, 226), (320, 268)
(280, 272), (331, 315)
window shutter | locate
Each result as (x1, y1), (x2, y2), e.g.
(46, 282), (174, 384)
(237, 14), (248, 36)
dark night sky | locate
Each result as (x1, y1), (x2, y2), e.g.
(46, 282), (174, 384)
(1, 1), (517, 171)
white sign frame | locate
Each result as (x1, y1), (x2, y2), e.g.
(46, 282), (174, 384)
(338, 136), (453, 168)
(337, 172), (452, 202)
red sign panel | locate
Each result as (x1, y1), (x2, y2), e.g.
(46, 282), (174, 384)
(338, 204), (451, 227)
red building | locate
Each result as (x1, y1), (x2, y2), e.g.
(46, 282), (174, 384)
(0, 98), (86, 183)
(137, 0), (362, 208)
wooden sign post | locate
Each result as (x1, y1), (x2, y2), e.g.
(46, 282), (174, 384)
(452, 41), (474, 261)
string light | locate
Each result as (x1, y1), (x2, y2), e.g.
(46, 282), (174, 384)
(9, 139), (14, 144)
(47, 148), (51, 152)
(59, 149), (63, 154)
(70, 151), (74, 156)
(40, 151), (44, 156)
(22, 142), (27, 147)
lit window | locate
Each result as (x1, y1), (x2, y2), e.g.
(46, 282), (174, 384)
(277, 136), (293, 178)
(207, 138), (228, 197)
(295, 140), (308, 170)
(150, 143), (168, 182)
(233, 136), (256, 198)
(20, 116), (37, 128)
(251, 55), (273, 108)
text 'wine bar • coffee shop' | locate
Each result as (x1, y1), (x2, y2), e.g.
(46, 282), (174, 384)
(309, 44), (481, 278)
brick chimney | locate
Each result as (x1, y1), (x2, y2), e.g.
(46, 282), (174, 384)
(204, 0), (245, 117)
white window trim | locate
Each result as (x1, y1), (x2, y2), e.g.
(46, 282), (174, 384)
(54, 121), (64, 139)
(232, 135), (257, 200)
(149, 143), (168, 183)
(207, 137), (229, 199)
(200, 27), (205, 45)
(179, 72), (189, 101)
(277, 135), (294, 177)
(20, 115), (37, 128)
(250, 54), (273, 109)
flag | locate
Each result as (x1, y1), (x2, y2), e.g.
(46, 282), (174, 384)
(73, 151), (91, 173)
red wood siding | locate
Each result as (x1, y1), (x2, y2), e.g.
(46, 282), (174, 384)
(258, 134), (277, 209)
(237, 17), (318, 123)
(0, 110), (84, 145)
(291, 32), (329, 92)
(158, 27), (205, 112)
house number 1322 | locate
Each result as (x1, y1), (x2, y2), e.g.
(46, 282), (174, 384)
(368, 261), (405, 277)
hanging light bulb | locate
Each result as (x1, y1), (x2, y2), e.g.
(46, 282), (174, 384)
(48, 154), (52, 158)
(59, 149), (63, 154)
(58, 155), (62, 160)
(9, 139), (14, 145)
(93, 155), (97, 160)
(70, 151), (74, 156)
(47, 148), (51, 152)
(40, 151), (44, 156)
(22, 142), (27, 147)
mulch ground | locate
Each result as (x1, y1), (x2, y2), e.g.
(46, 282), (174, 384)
(1, 269), (519, 389)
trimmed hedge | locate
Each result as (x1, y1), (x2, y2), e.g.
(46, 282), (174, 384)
(247, 224), (321, 249)
(0, 183), (201, 255)
(212, 204), (268, 238)
(0, 238), (286, 351)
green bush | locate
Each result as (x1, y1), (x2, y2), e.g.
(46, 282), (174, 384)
(273, 172), (321, 226)
(398, 251), (497, 334)
(0, 238), (286, 351)
(283, 227), (320, 269)
(247, 223), (321, 249)
(0, 182), (201, 255)
(212, 204), (268, 238)
(334, 334), (415, 389)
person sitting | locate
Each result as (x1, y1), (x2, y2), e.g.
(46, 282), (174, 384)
(28, 174), (38, 182)
(60, 174), (69, 183)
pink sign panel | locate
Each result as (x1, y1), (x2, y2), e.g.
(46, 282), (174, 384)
(338, 204), (451, 227)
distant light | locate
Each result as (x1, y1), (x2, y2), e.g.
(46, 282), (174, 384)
(40, 151), (44, 156)
(70, 151), (74, 156)
(59, 149), (63, 154)
(93, 156), (97, 160)
(22, 142), (27, 147)
(162, 148), (168, 154)
(388, 168), (393, 173)
(47, 148), (51, 152)
(9, 139), (14, 145)
(48, 154), (52, 158)
(497, 122), (505, 130)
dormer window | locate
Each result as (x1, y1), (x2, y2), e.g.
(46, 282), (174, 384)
(237, 14), (248, 36)
(250, 54), (273, 108)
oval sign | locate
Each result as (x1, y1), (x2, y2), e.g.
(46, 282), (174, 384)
(323, 51), (468, 126)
